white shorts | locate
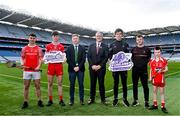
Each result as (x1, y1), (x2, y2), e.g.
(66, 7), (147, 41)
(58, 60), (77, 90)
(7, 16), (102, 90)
(23, 71), (41, 80)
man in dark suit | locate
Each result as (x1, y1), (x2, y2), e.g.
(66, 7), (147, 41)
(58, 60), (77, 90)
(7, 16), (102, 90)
(66, 34), (86, 106)
(87, 32), (109, 105)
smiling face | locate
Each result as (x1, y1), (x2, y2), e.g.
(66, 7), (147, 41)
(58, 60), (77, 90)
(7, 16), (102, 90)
(72, 35), (79, 45)
(136, 36), (144, 46)
(28, 35), (37, 45)
(154, 49), (161, 58)
(52, 35), (59, 43)
(95, 32), (103, 42)
(115, 31), (123, 41)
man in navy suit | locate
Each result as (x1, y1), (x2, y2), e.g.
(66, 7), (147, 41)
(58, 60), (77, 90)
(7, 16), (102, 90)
(87, 32), (109, 105)
(66, 34), (86, 106)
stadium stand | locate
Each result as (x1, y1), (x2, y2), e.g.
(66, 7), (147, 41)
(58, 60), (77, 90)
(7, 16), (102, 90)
(0, 23), (13, 37)
(0, 49), (19, 56)
(0, 7), (180, 61)
(0, 22), (95, 45)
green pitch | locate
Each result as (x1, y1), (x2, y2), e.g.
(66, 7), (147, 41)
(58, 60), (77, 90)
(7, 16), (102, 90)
(0, 62), (180, 115)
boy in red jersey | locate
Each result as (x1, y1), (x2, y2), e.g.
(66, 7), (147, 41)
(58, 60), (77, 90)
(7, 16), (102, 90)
(21, 33), (44, 109)
(149, 46), (168, 113)
(46, 31), (66, 106)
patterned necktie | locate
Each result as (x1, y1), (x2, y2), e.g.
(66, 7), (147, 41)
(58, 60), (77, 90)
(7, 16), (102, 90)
(96, 43), (100, 54)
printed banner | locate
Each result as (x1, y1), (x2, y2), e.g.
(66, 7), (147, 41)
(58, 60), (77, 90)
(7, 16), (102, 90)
(109, 51), (133, 72)
(43, 51), (66, 64)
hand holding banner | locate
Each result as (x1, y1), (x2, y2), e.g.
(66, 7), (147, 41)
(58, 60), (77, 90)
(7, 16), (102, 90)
(43, 51), (66, 64)
(109, 51), (133, 72)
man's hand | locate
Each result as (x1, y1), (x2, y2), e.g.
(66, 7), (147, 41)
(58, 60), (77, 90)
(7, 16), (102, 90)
(92, 65), (97, 70)
(92, 65), (101, 71)
(62, 57), (67, 63)
(161, 66), (168, 73)
(35, 66), (40, 71)
(149, 77), (153, 81)
(74, 66), (79, 72)
(96, 65), (101, 70)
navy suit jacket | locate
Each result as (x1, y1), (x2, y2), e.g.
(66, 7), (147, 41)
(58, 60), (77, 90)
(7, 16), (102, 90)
(66, 44), (86, 72)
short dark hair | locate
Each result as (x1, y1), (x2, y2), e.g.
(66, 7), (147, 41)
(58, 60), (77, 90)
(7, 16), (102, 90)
(29, 33), (36, 37)
(114, 28), (123, 35)
(136, 34), (143, 38)
(51, 31), (59, 36)
(154, 46), (161, 51)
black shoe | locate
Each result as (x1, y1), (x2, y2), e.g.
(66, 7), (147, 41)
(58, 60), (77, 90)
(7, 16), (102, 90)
(161, 107), (168, 113)
(112, 99), (118, 106)
(69, 101), (74, 106)
(59, 100), (66, 106)
(123, 99), (130, 107)
(38, 100), (44, 107)
(46, 100), (53, 106)
(132, 100), (139, 106)
(88, 99), (94, 105)
(144, 101), (149, 108)
(101, 100), (108, 105)
(80, 101), (85, 105)
(149, 105), (158, 110)
(21, 101), (28, 109)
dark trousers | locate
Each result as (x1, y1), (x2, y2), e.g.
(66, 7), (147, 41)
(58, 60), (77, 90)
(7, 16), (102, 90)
(113, 71), (128, 100)
(132, 67), (149, 102)
(89, 68), (106, 101)
(69, 71), (84, 102)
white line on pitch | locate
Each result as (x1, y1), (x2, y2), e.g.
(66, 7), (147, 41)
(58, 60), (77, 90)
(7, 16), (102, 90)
(0, 70), (180, 93)
(0, 73), (90, 91)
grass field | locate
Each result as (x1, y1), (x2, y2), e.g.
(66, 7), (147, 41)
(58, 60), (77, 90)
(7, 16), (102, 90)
(0, 62), (180, 115)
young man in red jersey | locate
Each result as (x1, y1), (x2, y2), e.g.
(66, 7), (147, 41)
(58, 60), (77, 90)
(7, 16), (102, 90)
(149, 46), (168, 113)
(46, 31), (66, 106)
(21, 33), (44, 109)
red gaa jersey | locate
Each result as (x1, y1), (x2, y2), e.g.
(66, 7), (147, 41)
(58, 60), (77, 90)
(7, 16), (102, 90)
(21, 45), (43, 71)
(149, 57), (167, 86)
